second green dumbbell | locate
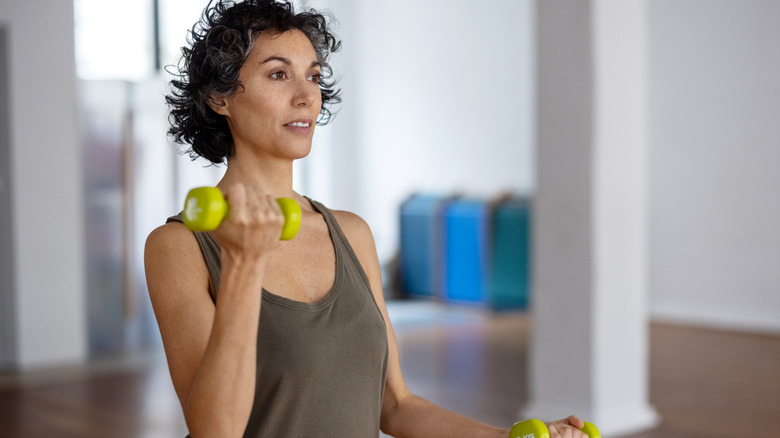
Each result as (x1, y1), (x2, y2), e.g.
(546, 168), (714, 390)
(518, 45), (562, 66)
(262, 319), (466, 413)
(182, 186), (302, 240)
(509, 419), (601, 438)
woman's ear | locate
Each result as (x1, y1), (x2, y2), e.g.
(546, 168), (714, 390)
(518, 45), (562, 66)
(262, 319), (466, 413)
(208, 95), (231, 116)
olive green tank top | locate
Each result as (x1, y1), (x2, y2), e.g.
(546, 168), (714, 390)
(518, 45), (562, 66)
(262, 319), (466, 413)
(167, 197), (389, 437)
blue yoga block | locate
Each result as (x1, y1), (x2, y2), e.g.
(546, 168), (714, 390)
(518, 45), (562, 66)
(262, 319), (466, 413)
(489, 197), (531, 310)
(399, 194), (449, 298)
(443, 199), (490, 305)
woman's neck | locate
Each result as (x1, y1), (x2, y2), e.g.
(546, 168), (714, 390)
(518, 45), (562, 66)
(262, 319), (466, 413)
(217, 153), (298, 200)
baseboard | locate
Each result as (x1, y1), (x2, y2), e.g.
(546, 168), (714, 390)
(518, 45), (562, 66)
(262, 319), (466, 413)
(650, 302), (780, 336)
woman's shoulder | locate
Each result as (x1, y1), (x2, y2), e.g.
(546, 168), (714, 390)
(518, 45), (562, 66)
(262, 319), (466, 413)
(144, 220), (213, 304)
(144, 221), (207, 280)
(326, 208), (371, 237)
(326, 208), (378, 260)
(145, 220), (198, 256)
(329, 208), (368, 229)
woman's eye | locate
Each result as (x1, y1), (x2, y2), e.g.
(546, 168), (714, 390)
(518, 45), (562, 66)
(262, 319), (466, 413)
(270, 71), (286, 80)
(309, 73), (321, 84)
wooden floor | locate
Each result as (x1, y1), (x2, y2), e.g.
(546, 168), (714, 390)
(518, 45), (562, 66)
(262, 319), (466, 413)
(1, 302), (779, 438)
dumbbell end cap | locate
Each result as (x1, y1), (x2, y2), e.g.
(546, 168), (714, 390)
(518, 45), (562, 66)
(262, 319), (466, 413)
(277, 197), (302, 240)
(581, 422), (601, 438)
(182, 187), (227, 232)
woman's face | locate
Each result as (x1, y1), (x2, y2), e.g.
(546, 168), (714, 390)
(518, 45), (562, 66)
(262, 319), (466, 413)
(212, 29), (323, 162)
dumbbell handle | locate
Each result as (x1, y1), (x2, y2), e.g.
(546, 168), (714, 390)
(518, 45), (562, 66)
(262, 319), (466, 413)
(509, 419), (601, 438)
(182, 187), (302, 240)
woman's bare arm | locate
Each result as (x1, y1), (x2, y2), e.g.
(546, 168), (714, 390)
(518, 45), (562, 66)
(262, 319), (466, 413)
(335, 211), (506, 438)
(144, 186), (283, 438)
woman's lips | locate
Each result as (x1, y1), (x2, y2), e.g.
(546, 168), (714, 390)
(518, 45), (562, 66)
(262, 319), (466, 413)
(283, 119), (313, 133)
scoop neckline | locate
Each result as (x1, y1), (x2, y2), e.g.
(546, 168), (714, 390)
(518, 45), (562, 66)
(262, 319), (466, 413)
(259, 197), (344, 312)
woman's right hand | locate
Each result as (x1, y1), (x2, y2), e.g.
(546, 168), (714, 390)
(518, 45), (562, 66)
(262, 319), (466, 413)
(211, 184), (286, 262)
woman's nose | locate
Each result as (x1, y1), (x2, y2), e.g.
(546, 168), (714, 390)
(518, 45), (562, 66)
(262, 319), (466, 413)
(293, 79), (317, 107)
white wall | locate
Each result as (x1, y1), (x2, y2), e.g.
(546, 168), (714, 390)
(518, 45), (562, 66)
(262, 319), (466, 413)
(307, 0), (535, 262)
(0, 1), (87, 368)
(648, 0), (780, 334)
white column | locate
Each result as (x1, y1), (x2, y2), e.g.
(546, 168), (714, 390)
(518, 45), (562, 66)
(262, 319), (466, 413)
(0, 1), (87, 369)
(524, 0), (658, 434)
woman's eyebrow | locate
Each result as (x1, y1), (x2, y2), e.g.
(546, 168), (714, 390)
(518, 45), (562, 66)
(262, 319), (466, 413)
(261, 56), (322, 69)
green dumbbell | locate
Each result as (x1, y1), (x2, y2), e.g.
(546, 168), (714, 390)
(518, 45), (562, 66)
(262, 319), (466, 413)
(182, 186), (302, 240)
(509, 419), (601, 438)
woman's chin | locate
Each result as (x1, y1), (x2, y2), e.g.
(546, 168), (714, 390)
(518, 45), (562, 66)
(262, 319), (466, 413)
(288, 146), (312, 161)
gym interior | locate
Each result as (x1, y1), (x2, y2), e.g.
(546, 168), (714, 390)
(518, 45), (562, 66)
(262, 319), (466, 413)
(1, 1), (779, 437)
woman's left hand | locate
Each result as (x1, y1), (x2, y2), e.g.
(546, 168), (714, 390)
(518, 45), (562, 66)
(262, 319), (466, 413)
(545, 415), (589, 438)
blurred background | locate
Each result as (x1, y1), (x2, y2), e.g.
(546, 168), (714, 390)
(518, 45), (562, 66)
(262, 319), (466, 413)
(0, 0), (778, 437)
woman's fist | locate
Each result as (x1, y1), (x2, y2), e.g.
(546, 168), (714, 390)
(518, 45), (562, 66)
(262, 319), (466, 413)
(212, 184), (285, 261)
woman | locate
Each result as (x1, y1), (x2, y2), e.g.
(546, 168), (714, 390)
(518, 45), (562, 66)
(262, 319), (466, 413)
(145, 1), (588, 437)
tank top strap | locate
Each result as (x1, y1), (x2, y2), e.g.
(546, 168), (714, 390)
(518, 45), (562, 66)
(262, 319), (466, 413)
(304, 197), (375, 295)
(166, 214), (221, 302)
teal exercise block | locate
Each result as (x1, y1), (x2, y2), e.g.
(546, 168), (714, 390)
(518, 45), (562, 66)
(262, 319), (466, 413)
(489, 197), (531, 310)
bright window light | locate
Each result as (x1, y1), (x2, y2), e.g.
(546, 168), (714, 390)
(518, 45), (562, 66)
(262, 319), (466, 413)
(159, 0), (207, 71)
(74, 0), (154, 80)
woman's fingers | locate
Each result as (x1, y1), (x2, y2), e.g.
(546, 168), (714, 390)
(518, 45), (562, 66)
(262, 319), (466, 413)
(566, 414), (584, 429)
(224, 184), (248, 225)
(225, 185), (282, 229)
(548, 425), (588, 438)
(213, 184), (287, 258)
(258, 191), (285, 228)
(546, 415), (588, 438)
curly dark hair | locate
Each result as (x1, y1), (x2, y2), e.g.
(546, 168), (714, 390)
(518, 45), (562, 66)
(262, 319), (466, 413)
(166, 0), (341, 165)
